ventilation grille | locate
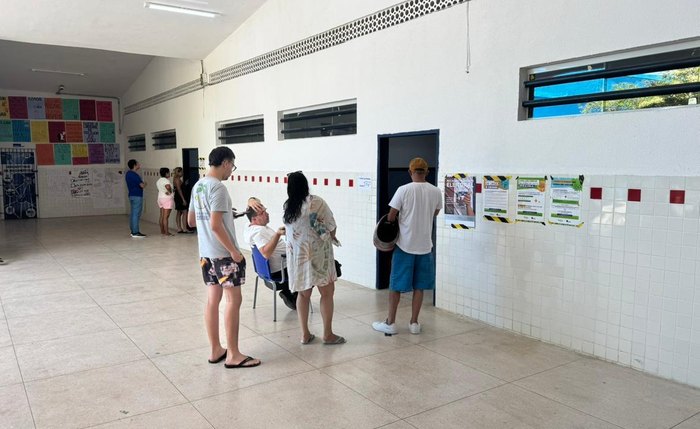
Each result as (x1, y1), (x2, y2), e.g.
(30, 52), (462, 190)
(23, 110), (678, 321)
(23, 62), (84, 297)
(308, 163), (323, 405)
(125, 0), (468, 115)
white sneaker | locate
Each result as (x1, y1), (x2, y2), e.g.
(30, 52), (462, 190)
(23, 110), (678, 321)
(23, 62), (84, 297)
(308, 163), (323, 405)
(409, 322), (421, 334)
(372, 320), (398, 334)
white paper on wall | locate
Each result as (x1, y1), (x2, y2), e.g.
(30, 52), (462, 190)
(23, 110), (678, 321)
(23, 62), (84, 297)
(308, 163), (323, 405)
(91, 168), (124, 209)
(70, 168), (92, 198)
(47, 170), (70, 197)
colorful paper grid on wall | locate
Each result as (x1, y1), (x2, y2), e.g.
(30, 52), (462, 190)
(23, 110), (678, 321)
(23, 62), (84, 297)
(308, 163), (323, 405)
(2, 95), (120, 165)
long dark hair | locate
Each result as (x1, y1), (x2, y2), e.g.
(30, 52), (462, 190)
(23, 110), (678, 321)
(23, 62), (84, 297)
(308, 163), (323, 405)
(283, 172), (310, 224)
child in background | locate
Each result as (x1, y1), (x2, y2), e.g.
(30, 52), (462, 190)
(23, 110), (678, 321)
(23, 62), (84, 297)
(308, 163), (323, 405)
(156, 167), (175, 236)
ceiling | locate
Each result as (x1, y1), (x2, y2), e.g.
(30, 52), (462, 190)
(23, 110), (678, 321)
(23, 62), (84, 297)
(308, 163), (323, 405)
(0, 0), (267, 97)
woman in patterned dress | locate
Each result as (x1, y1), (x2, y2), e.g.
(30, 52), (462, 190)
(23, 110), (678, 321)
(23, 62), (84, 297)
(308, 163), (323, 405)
(283, 172), (345, 345)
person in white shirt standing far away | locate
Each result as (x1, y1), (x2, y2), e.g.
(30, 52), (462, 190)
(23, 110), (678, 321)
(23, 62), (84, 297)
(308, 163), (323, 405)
(373, 157), (442, 335)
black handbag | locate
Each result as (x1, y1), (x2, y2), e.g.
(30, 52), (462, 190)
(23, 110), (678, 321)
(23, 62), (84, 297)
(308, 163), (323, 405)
(334, 259), (342, 277)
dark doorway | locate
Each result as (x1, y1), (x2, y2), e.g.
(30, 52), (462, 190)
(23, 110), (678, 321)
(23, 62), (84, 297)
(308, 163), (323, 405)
(182, 147), (199, 194)
(376, 131), (439, 299)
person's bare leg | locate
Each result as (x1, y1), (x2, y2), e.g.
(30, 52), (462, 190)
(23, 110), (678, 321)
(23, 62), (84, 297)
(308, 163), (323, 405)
(386, 290), (401, 324)
(175, 210), (183, 232)
(318, 282), (341, 342)
(159, 208), (165, 234)
(223, 286), (259, 366)
(297, 289), (312, 342)
(410, 289), (424, 324)
(205, 285), (226, 361)
(163, 209), (172, 235)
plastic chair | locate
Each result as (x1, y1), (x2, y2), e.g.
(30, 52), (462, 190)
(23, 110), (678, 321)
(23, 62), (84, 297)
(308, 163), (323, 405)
(251, 245), (311, 322)
(251, 245), (285, 322)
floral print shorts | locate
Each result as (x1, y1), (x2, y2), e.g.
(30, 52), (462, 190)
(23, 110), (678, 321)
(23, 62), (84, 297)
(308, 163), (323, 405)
(200, 257), (246, 288)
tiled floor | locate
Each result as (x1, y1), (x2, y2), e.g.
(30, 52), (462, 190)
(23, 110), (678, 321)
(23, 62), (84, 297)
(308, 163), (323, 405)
(1, 216), (699, 429)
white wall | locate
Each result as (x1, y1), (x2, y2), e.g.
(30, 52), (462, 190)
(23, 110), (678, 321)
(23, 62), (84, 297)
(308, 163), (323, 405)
(122, 0), (700, 386)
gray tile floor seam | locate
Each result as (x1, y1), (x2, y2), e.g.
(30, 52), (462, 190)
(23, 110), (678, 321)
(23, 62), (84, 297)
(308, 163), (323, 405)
(669, 411), (700, 429)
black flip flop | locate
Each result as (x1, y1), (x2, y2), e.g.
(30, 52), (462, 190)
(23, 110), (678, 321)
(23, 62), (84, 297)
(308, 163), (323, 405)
(208, 350), (227, 364)
(224, 356), (261, 369)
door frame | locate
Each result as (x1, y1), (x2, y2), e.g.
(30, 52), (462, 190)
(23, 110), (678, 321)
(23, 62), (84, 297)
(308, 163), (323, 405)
(375, 130), (439, 304)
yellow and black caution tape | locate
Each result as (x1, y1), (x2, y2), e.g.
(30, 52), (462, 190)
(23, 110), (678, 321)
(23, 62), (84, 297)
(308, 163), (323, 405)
(484, 215), (512, 223)
(453, 173), (468, 179)
(483, 175), (509, 182)
(516, 220), (546, 226)
(450, 223), (471, 229)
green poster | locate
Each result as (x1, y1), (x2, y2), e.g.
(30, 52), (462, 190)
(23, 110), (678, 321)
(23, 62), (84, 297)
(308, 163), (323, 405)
(54, 144), (72, 165)
(99, 122), (115, 143)
(62, 99), (79, 120)
(0, 120), (12, 142)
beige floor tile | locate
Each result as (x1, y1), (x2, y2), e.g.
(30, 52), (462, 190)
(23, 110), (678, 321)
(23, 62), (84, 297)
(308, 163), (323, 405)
(15, 329), (145, 381)
(323, 346), (504, 418)
(378, 421), (418, 429)
(86, 281), (187, 307)
(333, 287), (411, 317)
(194, 370), (399, 429)
(355, 306), (486, 344)
(3, 290), (97, 318)
(406, 384), (619, 429)
(238, 299), (338, 335)
(266, 317), (412, 368)
(674, 413), (700, 429)
(0, 346), (22, 387)
(0, 383), (34, 429)
(102, 294), (203, 328)
(152, 336), (313, 401)
(0, 320), (11, 348)
(7, 307), (118, 345)
(0, 276), (82, 300)
(123, 315), (256, 358)
(90, 404), (212, 429)
(72, 269), (164, 289)
(421, 327), (581, 381)
(0, 264), (70, 283)
(25, 360), (186, 429)
(515, 358), (700, 429)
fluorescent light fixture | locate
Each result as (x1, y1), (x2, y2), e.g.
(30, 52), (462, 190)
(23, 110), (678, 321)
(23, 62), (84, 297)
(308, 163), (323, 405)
(144, 1), (219, 18)
(31, 68), (86, 77)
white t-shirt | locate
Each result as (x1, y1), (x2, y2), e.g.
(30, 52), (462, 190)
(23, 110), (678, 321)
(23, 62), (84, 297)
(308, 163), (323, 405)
(156, 177), (173, 199)
(389, 181), (442, 255)
(189, 176), (238, 258)
(244, 224), (286, 273)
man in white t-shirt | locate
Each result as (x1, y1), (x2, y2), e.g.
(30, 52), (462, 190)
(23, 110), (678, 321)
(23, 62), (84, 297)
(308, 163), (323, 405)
(244, 197), (298, 310)
(373, 157), (442, 335)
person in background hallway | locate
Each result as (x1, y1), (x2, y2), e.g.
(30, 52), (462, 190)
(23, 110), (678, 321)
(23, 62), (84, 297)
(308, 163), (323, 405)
(188, 147), (261, 368)
(157, 167), (175, 236)
(125, 159), (146, 238)
(172, 167), (190, 233)
(244, 197), (298, 310)
(283, 171), (345, 345)
(373, 157), (442, 335)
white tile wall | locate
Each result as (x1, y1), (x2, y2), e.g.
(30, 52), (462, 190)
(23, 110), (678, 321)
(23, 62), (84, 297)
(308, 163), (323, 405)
(436, 174), (700, 388)
(148, 169), (700, 388)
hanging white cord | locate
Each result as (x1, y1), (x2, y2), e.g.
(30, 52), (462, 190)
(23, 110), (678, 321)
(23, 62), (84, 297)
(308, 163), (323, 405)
(465, 1), (471, 74)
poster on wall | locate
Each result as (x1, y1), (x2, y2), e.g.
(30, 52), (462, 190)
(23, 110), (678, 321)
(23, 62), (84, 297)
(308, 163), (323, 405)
(0, 97), (9, 118)
(28, 97), (45, 119)
(70, 168), (92, 197)
(104, 144), (120, 164)
(548, 176), (584, 227)
(0, 120), (12, 142)
(444, 173), (476, 229)
(516, 177), (547, 224)
(483, 175), (512, 223)
(44, 98), (63, 120)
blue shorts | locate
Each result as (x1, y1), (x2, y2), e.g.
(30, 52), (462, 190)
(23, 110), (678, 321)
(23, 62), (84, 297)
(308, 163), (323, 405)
(389, 246), (435, 293)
